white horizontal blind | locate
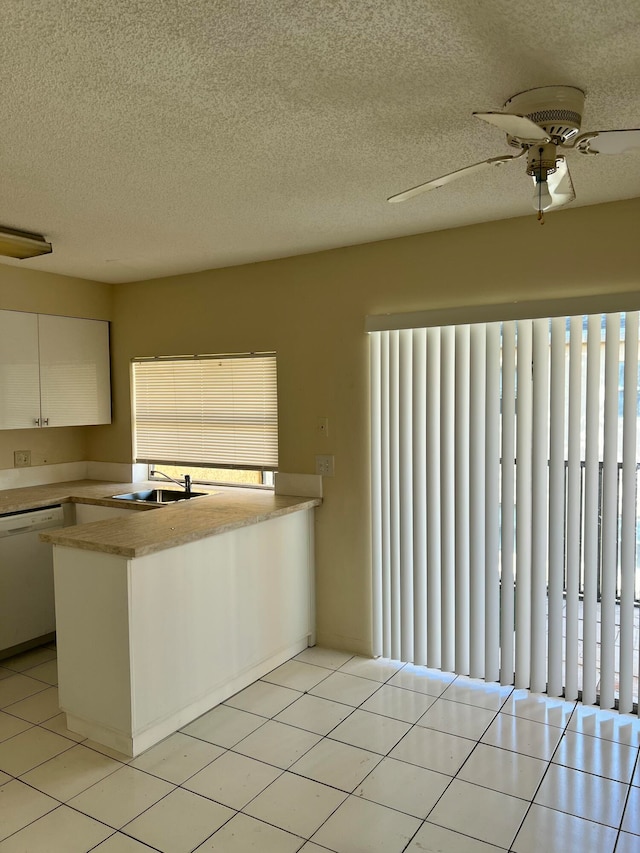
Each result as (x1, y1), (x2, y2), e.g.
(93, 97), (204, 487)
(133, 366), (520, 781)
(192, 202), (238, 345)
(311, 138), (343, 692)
(371, 313), (640, 709)
(133, 354), (278, 469)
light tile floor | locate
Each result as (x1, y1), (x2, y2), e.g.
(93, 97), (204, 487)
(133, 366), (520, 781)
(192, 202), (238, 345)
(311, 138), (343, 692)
(1, 643), (640, 852)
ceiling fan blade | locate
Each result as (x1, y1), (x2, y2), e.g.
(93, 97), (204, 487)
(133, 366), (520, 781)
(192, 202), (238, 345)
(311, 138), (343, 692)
(387, 153), (523, 203)
(547, 158), (575, 209)
(575, 129), (640, 155)
(473, 111), (550, 142)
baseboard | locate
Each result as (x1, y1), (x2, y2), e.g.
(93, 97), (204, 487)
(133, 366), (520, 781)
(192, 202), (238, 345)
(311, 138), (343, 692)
(315, 631), (372, 658)
(63, 637), (310, 757)
(0, 632), (55, 662)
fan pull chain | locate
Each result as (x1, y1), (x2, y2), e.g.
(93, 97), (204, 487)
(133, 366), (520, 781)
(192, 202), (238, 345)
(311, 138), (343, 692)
(537, 149), (545, 224)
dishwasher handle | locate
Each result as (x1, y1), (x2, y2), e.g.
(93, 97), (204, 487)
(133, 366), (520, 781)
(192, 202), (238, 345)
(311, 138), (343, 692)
(3, 523), (35, 535)
(0, 504), (65, 537)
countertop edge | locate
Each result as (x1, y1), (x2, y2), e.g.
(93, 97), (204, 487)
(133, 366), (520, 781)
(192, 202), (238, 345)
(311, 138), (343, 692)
(43, 498), (320, 558)
(1, 479), (320, 558)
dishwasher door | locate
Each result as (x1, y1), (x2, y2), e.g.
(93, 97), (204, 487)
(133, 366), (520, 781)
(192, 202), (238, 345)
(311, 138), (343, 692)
(0, 504), (65, 654)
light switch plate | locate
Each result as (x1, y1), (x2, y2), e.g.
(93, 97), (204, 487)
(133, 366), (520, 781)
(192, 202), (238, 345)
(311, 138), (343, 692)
(315, 455), (335, 476)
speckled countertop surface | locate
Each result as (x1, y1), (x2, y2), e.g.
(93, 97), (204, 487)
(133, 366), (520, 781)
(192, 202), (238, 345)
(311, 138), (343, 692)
(0, 480), (159, 514)
(0, 480), (320, 558)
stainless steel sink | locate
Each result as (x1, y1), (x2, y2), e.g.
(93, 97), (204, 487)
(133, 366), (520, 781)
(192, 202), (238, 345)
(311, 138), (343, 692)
(111, 489), (210, 504)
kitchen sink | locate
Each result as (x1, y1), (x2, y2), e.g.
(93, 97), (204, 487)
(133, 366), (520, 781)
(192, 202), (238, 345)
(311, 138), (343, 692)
(111, 489), (210, 504)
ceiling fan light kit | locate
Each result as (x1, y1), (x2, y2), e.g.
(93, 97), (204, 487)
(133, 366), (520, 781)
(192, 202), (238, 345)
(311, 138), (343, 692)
(388, 85), (640, 223)
(527, 143), (559, 182)
(527, 143), (559, 218)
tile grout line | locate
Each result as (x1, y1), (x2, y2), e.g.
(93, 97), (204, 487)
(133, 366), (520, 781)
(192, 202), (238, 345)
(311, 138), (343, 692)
(301, 668), (511, 851)
(182, 655), (390, 852)
(4, 647), (640, 851)
(85, 828), (165, 853)
(292, 663), (414, 851)
(115, 658), (382, 849)
(224, 660), (409, 849)
(613, 746), (640, 850)
(398, 685), (519, 852)
(502, 700), (639, 849)
(504, 698), (612, 852)
(0, 666), (571, 850)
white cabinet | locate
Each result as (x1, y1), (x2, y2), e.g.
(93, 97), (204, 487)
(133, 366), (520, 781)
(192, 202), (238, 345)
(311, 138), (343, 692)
(38, 314), (111, 427)
(0, 310), (111, 429)
(0, 311), (40, 430)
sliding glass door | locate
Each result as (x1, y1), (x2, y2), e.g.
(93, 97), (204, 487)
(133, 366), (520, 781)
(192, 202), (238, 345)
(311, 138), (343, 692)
(370, 312), (640, 711)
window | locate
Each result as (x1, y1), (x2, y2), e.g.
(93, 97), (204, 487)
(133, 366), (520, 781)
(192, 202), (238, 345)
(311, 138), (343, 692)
(132, 353), (278, 487)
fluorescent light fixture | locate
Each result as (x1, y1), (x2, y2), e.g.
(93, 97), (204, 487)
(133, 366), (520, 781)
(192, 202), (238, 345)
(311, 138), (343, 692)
(0, 225), (52, 259)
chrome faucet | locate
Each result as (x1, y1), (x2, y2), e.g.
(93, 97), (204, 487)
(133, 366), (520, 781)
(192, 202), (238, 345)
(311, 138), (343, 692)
(152, 469), (192, 497)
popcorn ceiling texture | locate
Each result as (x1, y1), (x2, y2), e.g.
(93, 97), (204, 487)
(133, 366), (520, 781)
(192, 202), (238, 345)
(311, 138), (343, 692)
(1, 0), (639, 283)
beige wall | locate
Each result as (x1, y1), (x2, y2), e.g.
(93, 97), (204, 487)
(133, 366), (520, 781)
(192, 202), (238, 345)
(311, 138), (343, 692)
(2, 201), (637, 653)
(0, 265), (112, 469)
(86, 198), (640, 654)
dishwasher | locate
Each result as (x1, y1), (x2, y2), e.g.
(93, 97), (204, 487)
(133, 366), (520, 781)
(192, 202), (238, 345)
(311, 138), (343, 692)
(0, 504), (65, 656)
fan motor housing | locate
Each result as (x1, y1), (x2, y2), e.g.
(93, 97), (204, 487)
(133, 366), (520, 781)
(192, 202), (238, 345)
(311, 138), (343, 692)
(504, 85), (585, 147)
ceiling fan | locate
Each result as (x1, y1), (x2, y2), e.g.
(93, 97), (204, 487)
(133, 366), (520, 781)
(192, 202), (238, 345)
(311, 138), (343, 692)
(388, 86), (640, 222)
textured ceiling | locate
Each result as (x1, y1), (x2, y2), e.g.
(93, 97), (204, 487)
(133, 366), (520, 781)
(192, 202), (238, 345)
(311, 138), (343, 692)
(2, 1), (640, 283)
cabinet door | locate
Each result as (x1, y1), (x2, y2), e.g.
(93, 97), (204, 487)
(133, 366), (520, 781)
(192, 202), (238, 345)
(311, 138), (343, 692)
(38, 315), (112, 427)
(0, 310), (41, 429)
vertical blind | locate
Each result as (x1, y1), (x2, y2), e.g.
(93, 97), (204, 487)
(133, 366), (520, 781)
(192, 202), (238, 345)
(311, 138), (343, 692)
(132, 353), (278, 469)
(371, 313), (640, 711)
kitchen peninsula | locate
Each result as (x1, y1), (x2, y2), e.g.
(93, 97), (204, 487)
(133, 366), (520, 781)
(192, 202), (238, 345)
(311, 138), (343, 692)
(4, 480), (320, 757)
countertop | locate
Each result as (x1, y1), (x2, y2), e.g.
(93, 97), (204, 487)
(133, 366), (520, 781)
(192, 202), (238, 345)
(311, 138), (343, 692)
(0, 479), (320, 558)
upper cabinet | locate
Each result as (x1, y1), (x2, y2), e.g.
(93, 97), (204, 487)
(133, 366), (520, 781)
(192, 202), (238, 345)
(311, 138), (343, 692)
(0, 310), (111, 430)
(38, 314), (111, 427)
(0, 310), (40, 429)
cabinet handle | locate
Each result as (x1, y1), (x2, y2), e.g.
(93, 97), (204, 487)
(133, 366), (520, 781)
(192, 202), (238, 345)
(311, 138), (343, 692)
(34, 418), (40, 426)
(42, 418), (49, 426)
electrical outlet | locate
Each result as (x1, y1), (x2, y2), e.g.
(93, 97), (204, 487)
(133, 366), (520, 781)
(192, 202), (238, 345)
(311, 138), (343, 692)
(317, 417), (329, 438)
(14, 450), (31, 468)
(315, 454), (335, 476)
